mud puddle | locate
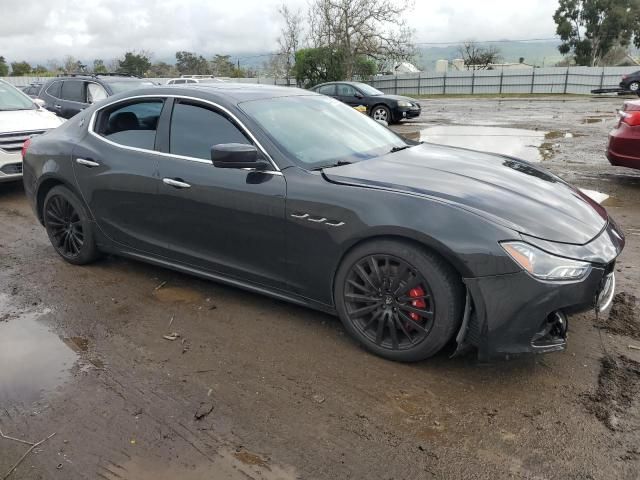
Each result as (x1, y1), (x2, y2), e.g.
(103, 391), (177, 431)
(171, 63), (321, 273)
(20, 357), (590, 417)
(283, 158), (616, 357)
(99, 447), (297, 480)
(419, 126), (550, 163)
(597, 292), (640, 340)
(153, 284), (204, 303)
(0, 300), (77, 406)
(584, 355), (640, 431)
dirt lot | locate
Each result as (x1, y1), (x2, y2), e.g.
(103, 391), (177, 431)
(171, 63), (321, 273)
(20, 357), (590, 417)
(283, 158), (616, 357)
(1, 95), (640, 479)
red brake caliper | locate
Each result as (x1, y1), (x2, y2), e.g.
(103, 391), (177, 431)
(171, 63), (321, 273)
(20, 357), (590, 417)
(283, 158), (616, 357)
(408, 287), (426, 322)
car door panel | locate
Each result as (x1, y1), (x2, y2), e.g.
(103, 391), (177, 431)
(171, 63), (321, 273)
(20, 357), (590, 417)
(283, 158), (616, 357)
(156, 100), (288, 289)
(157, 161), (288, 288)
(72, 99), (172, 257)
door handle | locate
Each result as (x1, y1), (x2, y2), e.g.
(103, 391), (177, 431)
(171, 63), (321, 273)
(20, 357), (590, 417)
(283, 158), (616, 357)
(162, 178), (191, 189)
(76, 158), (100, 167)
(54, 104), (62, 109)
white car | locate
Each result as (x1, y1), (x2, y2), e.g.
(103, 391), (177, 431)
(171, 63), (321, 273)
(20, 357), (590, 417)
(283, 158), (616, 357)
(166, 77), (226, 85)
(0, 80), (64, 183)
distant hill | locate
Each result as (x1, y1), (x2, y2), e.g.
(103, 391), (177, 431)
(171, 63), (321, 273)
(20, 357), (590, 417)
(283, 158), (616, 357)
(415, 41), (565, 70)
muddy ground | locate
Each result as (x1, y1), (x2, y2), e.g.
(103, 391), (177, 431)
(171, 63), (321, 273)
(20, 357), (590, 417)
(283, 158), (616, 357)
(1, 95), (640, 479)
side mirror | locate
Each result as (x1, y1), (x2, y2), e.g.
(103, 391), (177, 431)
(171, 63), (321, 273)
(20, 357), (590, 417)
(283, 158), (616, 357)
(211, 143), (268, 169)
(354, 92), (363, 99)
(33, 98), (46, 108)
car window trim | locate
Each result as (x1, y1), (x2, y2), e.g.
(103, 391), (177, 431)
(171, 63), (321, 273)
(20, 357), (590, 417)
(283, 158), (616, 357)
(88, 94), (281, 172)
(167, 98), (257, 161)
(44, 80), (63, 99)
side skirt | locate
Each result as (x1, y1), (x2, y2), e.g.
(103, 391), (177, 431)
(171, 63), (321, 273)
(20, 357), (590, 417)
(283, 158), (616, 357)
(111, 247), (337, 316)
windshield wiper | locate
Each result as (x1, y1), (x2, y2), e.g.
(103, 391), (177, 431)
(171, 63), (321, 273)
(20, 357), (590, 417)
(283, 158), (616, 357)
(390, 145), (411, 153)
(313, 160), (353, 170)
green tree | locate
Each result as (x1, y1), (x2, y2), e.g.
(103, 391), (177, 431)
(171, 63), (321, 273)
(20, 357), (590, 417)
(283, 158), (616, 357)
(175, 51), (210, 75)
(293, 47), (346, 88)
(148, 61), (178, 77)
(211, 55), (235, 76)
(33, 64), (49, 75)
(554, 0), (640, 66)
(10, 61), (32, 76)
(93, 59), (108, 74)
(0, 56), (9, 76)
(118, 51), (152, 76)
(353, 56), (377, 78)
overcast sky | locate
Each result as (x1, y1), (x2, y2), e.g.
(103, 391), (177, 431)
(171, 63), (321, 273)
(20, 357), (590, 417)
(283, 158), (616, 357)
(0, 0), (560, 64)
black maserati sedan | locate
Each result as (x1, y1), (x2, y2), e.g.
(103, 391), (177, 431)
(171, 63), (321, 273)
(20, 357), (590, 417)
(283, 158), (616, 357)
(310, 81), (421, 123)
(22, 84), (623, 362)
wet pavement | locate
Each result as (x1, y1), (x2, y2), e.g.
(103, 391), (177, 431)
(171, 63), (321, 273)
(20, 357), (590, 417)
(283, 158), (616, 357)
(1, 96), (640, 479)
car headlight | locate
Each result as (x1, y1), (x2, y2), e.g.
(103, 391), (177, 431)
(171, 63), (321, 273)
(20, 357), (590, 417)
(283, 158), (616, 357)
(501, 241), (591, 281)
(397, 100), (412, 107)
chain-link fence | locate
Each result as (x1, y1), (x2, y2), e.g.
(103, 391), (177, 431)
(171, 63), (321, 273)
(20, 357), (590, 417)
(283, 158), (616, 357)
(2, 66), (639, 95)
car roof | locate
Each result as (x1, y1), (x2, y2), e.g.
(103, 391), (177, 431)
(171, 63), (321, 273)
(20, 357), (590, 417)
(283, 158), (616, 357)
(161, 83), (316, 102)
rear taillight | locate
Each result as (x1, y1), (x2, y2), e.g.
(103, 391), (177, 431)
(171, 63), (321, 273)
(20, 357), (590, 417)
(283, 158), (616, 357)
(621, 111), (640, 127)
(622, 74), (628, 80)
(21, 137), (31, 159)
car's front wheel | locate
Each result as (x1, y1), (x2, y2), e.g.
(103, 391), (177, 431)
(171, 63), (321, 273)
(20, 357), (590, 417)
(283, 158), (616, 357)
(334, 240), (464, 362)
(371, 105), (392, 124)
(43, 185), (100, 265)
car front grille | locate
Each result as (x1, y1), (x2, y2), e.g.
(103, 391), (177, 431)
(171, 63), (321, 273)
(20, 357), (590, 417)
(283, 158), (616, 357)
(0, 130), (47, 153)
(0, 162), (22, 175)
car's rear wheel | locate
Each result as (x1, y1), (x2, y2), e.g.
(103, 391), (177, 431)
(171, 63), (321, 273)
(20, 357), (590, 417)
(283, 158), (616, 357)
(371, 105), (392, 124)
(43, 185), (99, 265)
(629, 81), (639, 92)
(334, 240), (464, 362)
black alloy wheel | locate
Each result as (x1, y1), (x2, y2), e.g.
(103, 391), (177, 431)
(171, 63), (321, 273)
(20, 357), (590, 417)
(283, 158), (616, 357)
(43, 185), (99, 265)
(335, 240), (464, 362)
(344, 255), (434, 351)
(45, 195), (84, 257)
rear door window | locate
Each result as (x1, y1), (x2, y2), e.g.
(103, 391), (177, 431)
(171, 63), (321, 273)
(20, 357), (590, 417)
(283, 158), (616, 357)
(169, 101), (251, 160)
(46, 81), (62, 98)
(336, 84), (357, 97)
(61, 80), (86, 103)
(317, 84), (336, 95)
(95, 100), (164, 150)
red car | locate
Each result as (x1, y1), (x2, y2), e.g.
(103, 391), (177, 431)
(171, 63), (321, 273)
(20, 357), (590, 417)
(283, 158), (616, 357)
(608, 99), (640, 170)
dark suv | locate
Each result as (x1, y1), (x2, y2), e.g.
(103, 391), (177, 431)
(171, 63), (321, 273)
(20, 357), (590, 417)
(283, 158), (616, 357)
(620, 70), (640, 95)
(40, 74), (157, 118)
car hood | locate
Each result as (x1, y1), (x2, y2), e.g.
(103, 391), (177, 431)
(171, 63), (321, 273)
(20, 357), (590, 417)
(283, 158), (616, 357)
(323, 143), (608, 245)
(0, 108), (64, 133)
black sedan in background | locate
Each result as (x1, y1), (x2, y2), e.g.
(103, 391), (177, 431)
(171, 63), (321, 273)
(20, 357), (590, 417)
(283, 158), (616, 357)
(620, 70), (640, 94)
(311, 81), (421, 123)
(22, 84), (622, 362)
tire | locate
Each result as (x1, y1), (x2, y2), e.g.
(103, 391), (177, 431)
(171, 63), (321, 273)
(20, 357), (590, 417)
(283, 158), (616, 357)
(334, 239), (464, 362)
(370, 105), (393, 124)
(43, 185), (100, 265)
(629, 81), (639, 92)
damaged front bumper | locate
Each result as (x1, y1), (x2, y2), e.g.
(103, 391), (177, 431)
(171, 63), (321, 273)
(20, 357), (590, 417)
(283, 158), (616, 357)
(457, 221), (624, 361)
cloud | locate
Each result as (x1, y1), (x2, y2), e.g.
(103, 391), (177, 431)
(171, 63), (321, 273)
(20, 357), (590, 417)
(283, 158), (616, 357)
(0, 0), (559, 64)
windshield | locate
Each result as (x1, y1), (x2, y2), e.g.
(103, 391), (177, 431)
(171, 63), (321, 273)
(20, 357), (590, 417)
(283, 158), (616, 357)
(240, 95), (405, 169)
(354, 83), (383, 96)
(0, 81), (36, 111)
(107, 80), (156, 93)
